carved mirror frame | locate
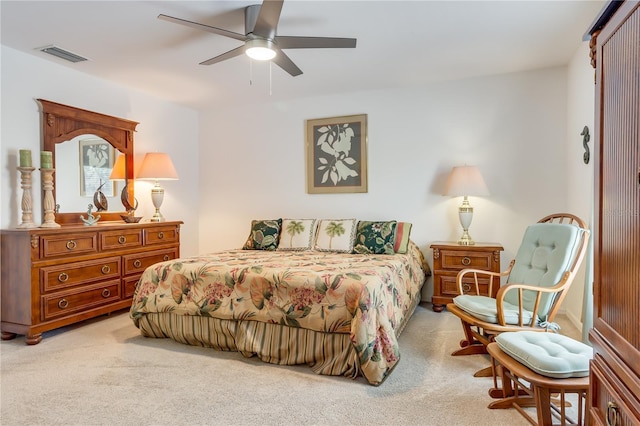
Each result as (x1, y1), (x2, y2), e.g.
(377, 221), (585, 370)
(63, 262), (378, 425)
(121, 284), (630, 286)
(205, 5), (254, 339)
(38, 99), (138, 225)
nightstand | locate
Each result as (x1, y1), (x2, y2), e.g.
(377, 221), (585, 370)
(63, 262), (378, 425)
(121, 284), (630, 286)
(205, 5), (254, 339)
(429, 242), (503, 312)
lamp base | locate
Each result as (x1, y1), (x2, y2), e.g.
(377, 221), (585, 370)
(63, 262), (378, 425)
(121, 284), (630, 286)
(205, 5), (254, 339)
(457, 230), (475, 246)
(149, 208), (165, 222)
(149, 183), (165, 222)
(457, 198), (475, 245)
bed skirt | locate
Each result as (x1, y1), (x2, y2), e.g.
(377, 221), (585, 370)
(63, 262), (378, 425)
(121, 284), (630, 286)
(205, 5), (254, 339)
(136, 292), (421, 383)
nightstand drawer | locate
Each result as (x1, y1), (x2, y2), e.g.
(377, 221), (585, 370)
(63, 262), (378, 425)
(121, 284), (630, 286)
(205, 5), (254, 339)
(439, 250), (493, 271)
(440, 275), (493, 297)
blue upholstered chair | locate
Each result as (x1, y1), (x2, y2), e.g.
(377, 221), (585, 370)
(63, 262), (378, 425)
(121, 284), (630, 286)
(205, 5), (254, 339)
(446, 213), (589, 375)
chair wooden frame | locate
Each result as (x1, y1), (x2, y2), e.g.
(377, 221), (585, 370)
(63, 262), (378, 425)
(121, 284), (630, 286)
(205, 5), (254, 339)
(446, 214), (590, 370)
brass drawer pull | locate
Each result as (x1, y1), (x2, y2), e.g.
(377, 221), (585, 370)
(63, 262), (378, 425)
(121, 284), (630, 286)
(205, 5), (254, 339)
(118, 235), (126, 244)
(163, 255), (170, 261)
(66, 240), (77, 250)
(101, 265), (111, 274)
(462, 283), (471, 293)
(101, 289), (111, 298)
(57, 298), (69, 309)
(606, 401), (619, 426)
(58, 272), (69, 282)
(157, 231), (164, 239)
(461, 257), (471, 266)
(133, 259), (142, 268)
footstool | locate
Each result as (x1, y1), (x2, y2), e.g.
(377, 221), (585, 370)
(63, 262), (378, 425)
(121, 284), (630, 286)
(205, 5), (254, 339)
(486, 331), (592, 426)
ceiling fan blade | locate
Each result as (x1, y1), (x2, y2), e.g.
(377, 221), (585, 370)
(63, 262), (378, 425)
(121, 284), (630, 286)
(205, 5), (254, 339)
(158, 14), (248, 42)
(252, 0), (283, 39)
(275, 36), (357, 49)
(200, 46), (245, 66)
(272, 49), (302, 76)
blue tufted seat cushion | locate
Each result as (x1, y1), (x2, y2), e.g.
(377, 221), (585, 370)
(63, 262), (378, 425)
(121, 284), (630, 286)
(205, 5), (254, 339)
(452, 295), (535, 324)
(495, 331), (593, 378)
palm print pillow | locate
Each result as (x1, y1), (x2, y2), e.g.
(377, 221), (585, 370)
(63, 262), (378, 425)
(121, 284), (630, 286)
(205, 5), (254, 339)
(277, 219), (317, 251)
(314, 219), (357, 253)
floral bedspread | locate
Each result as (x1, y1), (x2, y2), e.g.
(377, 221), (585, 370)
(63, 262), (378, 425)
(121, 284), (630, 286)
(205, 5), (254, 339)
(130, 241), (428, 384)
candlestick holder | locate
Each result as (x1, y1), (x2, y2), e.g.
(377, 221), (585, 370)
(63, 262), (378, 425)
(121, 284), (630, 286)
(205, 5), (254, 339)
(17, 166), (37, 228)
(40, 168), (60, 228)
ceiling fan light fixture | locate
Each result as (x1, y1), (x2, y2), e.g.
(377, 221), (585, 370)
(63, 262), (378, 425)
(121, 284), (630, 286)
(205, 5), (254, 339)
(245, 38), (276, 61)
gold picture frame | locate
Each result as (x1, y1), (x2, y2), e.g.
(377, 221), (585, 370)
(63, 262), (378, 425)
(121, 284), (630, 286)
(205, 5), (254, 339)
(79, 138), (116, 197)
(305, 114), (368, 194)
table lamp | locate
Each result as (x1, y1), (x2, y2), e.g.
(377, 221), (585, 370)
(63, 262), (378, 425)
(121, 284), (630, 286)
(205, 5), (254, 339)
(444, 165), (490, 245)
(137, 152), (178, 222)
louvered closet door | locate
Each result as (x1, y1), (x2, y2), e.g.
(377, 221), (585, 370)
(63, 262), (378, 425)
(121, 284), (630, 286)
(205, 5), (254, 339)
(592, 0), (640, 396)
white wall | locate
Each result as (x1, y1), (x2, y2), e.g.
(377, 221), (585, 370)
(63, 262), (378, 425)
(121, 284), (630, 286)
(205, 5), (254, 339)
(0, 46), (200, 257)
(198, 66), (573, 302)
(563, 42), (596, 330)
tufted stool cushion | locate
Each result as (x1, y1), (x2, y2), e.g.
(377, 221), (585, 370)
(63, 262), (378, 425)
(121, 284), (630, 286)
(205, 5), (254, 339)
(495, 331), (592, 378)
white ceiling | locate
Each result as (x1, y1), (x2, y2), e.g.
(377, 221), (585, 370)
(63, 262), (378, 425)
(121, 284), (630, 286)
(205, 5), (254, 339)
(1, 0), (605, 111)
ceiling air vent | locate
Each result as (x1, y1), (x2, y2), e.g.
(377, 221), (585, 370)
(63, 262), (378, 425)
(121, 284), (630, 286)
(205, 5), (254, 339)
(37, 45), (88, 63)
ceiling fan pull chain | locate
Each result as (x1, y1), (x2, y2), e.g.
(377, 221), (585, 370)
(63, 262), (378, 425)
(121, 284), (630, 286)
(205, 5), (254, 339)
(269, 61), (273, 96)
(249, 59), (253, 86)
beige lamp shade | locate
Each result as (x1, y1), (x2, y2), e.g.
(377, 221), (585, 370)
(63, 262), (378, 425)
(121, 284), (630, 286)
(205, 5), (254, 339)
(137, 152), (179, 180)
(444, 165), (490, 197)
(109, 154), (127, 181)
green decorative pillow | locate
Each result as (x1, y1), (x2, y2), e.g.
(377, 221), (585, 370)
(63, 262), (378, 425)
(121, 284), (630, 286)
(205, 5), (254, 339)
(394, 222), (413, 254)
(242, 219), (282, 250)
(353, 220), (397, 255)
(277, 219), (317, 251)
(314, 219), (357, 252)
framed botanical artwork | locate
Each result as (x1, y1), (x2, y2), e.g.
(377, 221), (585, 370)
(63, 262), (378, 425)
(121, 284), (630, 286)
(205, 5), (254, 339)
(79, 138), (115, 197)
(306, 114), (368, 194)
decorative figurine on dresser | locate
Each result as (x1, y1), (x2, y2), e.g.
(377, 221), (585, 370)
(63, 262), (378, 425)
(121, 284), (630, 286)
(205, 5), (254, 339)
(0, 100), (182, 344)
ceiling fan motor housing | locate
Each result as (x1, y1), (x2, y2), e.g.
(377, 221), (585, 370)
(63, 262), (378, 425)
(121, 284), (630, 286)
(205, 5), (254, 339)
(245, 4), (264, 36)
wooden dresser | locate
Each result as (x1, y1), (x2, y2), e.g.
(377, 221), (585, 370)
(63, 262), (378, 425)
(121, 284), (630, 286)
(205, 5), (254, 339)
(1, 220), (182, 344)
(587, 1), (640, 424)
(430, 242), (503, 312)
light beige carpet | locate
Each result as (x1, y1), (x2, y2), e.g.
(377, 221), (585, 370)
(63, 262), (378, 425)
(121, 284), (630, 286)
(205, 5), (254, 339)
(0, 304), (580, 425)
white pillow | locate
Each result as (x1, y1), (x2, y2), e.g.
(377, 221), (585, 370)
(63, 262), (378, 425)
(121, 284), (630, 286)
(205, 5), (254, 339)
(314, 219), (357, 253)
(277, 219), (317, 251)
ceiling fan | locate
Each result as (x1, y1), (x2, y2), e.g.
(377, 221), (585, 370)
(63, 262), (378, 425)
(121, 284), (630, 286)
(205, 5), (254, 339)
(158, 0), (357, 77)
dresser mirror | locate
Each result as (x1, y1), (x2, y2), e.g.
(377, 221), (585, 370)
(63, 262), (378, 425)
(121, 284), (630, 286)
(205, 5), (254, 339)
(38, 99), (138, 225)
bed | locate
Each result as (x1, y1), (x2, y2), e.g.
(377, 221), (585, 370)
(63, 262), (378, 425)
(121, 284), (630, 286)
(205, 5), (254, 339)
(129, 219), (429, 385)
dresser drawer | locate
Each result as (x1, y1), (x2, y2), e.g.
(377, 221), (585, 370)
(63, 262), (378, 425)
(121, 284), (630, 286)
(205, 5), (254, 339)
(40, 232), (98, 259)
(100, 229), (143, 250)
(123, 248), (178, 275)
(590, 355), (640, 425)
(41, 280), (121, 321)
(144, 226), (179, 246)
(439, 250), (493, 271)
(123, 275), (141, 298)
(41, 256), (121, 292)
(440, 274), (493, 297)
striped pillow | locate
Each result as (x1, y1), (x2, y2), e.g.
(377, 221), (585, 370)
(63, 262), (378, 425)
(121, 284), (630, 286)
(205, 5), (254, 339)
(394, 222), (412, 254)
